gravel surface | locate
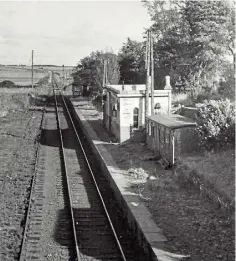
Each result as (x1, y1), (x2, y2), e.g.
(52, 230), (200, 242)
(73, 97), (235, 261)
(37, 107), (74, 261)
(0, 110), (43, 260)
(19, 105), (75, 261)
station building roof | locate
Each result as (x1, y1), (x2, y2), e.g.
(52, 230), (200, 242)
(104, 84), (171, 97)
(105, 84), (145, 93)
(146, 114), (197, 130)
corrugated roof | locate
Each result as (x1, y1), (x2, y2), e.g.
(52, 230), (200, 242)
(146, 114), (196, 130)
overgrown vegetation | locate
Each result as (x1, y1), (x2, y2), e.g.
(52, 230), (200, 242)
(36, 75), (49, 86)
(195, 99), (235, 151)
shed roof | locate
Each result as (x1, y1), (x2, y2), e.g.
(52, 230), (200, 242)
(146, 114), (196, 130)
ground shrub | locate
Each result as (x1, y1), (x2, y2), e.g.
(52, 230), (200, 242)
(218, 64), (235, 101)
(172, 92), (193, 107)
(92, 94), (103, 111)
(195, 99), (235, 151)
(0, 80), (15, 88)
(36, 75), (49, 86)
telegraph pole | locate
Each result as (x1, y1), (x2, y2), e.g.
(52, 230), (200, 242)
(31, 50), (34, 88)
(103, 60), (109, 88)
(151, 33), (154, 115)
(103, 60), (107, 88)
(145, 30), (151, 123)
(62, 64), (65, 87)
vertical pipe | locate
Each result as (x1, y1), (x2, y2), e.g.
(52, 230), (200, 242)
(31, 50), (34, 88)
(151, 33), (154, 115)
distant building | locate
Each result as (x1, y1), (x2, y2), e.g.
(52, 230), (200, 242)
(103, 84), (172, 143)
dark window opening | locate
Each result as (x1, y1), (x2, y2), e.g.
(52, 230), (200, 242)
(133, 107), (139, 128)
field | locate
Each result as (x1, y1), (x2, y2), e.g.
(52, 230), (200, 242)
(0, 65), (74, 86)
(33, 65), (74, 73)
(0, 66), (48, 86)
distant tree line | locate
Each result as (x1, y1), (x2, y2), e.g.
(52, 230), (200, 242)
(72, 0), (235, 98)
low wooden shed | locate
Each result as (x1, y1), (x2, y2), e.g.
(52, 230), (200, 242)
(146, 114), (197, 167)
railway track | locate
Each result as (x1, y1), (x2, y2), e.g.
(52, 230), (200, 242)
(19, 74), (146, 261)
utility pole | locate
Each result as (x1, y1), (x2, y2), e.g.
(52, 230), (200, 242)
(62, 64), (65, 87)
(103, 60), (107, 88)
(31, 50), (34, 88)
(103, 60), (109, 88)
(151, 33), (154, 115)
(145, 30), (151, 123)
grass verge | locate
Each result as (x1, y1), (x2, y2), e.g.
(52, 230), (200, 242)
(176, 149), (235, 215)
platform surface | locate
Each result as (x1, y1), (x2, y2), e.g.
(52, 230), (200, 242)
(71, 97), (189, 261)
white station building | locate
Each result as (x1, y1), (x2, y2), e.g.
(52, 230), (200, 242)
(103, 79), (172, 143)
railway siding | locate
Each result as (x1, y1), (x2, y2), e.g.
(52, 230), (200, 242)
(69, 98), (171, 261)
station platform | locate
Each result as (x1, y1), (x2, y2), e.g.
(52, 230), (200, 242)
(69, 97), (188, 261)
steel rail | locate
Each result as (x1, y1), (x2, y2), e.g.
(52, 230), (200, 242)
(57, 89), (127, 261)
(19, 106), (46, 261)
(52, 74), (81, 261)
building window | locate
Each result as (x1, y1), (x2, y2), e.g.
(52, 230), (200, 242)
(151, 126), (155, 137)
(112, 105), (117, 117)
(133, 107), (139, 128)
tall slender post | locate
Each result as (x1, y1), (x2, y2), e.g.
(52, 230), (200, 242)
(62, 64), (65, 87)
(105, 60), (108, 85)
(151, 33), (154, 115)
(31, 50), (34, 88)
(145, 30), (151, 123)
(103, 60), (107, 88)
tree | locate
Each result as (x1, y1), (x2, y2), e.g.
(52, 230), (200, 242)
(183, 0), (235, 82)
(118, 38), (146, 84)
(73, 50), (120, 96)
(143, 0), (235, 92)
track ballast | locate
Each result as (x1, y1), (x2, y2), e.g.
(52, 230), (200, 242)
(19, 75), (146, 261)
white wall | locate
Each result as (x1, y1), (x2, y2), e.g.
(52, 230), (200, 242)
(120, 92), (171, 128)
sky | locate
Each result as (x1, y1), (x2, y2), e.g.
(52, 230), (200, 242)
(0, 1), (152, 66)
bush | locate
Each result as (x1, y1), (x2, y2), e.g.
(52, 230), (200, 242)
(37, 75), (49, 86)
(218, 64), (235, 101)
(0, 80), (15, 88)
(195, 99), (235, 151)
(92, 94), (103, 112)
